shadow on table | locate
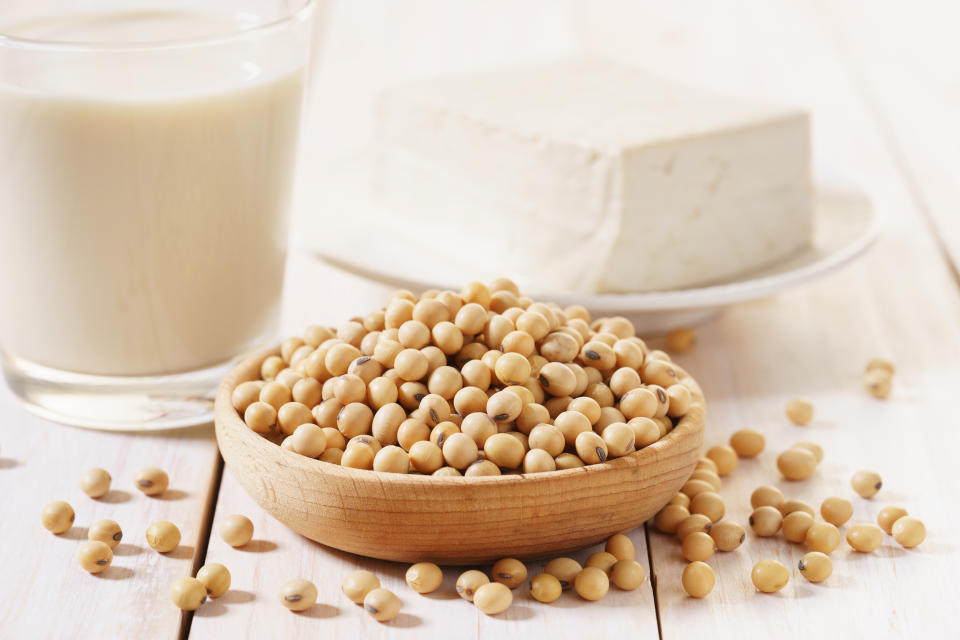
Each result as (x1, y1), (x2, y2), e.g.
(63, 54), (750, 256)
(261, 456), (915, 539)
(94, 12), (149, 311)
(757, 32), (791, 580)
(195, 590), (256, 617)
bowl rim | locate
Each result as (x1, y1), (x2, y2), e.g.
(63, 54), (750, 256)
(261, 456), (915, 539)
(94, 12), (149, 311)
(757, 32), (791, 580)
(215, 346), (706, 485)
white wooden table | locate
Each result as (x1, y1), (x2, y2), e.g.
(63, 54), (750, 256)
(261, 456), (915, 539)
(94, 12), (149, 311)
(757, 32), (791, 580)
(3, 0), (960, 637)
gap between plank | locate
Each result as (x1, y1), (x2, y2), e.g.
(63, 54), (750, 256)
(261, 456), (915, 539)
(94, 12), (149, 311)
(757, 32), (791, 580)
(644, 522), (664, 640)
(180, 454), (226, 640)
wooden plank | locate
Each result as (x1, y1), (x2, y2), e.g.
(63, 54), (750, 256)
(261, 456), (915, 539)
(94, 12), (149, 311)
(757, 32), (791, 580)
(0, 387), (220, 638)
(188, 465), (660, 639)
(574, 0), (960, 637)
(811, 0), (960, 273)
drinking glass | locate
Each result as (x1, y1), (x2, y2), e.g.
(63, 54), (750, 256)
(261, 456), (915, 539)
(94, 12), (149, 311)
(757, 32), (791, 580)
(0, 0), (313, 429)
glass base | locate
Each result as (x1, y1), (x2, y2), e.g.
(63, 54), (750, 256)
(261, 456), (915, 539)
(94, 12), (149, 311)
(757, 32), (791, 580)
(1, 352), (234, 431)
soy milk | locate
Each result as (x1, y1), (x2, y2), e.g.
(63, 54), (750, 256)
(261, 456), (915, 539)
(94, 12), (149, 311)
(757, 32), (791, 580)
(0, 10), (305, 375)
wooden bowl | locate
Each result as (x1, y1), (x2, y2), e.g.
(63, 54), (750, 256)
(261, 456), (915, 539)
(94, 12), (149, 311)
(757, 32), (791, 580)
(215, 347), (705, 564)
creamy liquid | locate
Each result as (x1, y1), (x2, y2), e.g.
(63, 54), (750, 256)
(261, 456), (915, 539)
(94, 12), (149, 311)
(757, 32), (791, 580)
(0, 11), (305, 375)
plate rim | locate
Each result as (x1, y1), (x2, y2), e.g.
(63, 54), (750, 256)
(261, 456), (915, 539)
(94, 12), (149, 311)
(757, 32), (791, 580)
(298, 163), (879, 312)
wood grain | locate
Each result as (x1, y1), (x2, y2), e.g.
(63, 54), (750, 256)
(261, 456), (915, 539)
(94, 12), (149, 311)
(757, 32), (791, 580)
(0, 384), (220, 639)
(215, 347), (704, 564)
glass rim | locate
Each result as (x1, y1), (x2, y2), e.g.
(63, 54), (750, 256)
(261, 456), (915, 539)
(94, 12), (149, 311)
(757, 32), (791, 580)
(0, 0), (313, 52)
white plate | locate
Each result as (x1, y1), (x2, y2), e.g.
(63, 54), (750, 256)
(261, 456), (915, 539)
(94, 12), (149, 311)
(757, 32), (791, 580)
(299, 164), (877, 333)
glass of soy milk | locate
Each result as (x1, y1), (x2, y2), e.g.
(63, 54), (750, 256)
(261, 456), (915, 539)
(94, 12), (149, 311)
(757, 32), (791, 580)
(0, 0), (313, 430)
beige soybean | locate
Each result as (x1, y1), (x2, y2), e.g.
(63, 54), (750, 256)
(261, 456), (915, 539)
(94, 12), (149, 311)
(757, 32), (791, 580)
(688, 469), (721, 491)
(665, 327), (696, 353)
(338, 403), (374, 439)
(465, 460), (501, 477)
(292, 377), (323, 407)
(782, 511), (815, 543)
(666, 384), (692, 418)
(530, 573), (563, 603)
(523, 448), (557, 474)
(78, 540), (113, 574)
(342, 442), (376, 469)
(669, 492), (691, 509)
(432, 466), (460, 477)
(605, 533), (635, 561)
(847, 523), (884, 552)
(641, 359), (678, 387)
(680, 479), (715, 499)
(171, 577), (208, 611)
(864, 369), (892, 399)
(484, 433), (525, 469)
(630, 417), (661, 448)
(280, 579), (318, 612)
(851, 469), (883, 498)
(574, 566), (610, 601)
(373, 445), (410, 473)
(676, 514), (713, 541)
(555, 453), (585, 470)
(409, 440), (444, 473)
(334, 374), (366, 404)
(146, 521), (181, 553)
(821, 496), (854, 528)
(805, 522), (841, 554)
(243, 401), (277, 434)
(575, 431), (608, 464)
(777, 447), (818, 481)
(792, 441), (824, 463)
(220, 514), (254, 547)
(681, 561), (714, 598)
(474, 582), (513, 615)
(492, 558), (527, 589)
(442, 433), (479, 470)
(751, 486), (785, 510)
(260, 381), (292, 410)
(232, 380), (265, 413)
(681, 531), (716, 562)
(798, 552), (832, 583)
(610, 559), (646, 590)
(751, 560), (789, 593)
(342, 570), (380, 604)
(877, 506), (909, 534)
(749, 506), (783, 537)
(456, 569), (490, 602)
(654, 504), (690, 534)
(695, 457), (718, 474)
(729, 429), (765, 458)
(554, 410), (592, 447)
(41, 500), (75, 534)
(289, 423), (327, 458)
(602, 423), (636, 458)
(585, 551), (618, 575)
(487, 390), (523, 423)
(134, 467), (169, 496)
(705, 445), (737, 476)
(784, 398), (814, 425)
(544, 557), (582, 590)
(196, 563), (231, 598)
(710, 520), (746, 551)
(79, 468), (112, 499)
(689, 491), (725, 523)
(780, 500), (815, 517)
(406, 562), (443, 594)
(528, 424), (565, 457)
(88, 519), (123, 549)
(892, 517), (926, 548)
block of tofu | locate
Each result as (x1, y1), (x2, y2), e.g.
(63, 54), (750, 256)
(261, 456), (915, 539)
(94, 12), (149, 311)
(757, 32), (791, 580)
(370, 60), (812, 293)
